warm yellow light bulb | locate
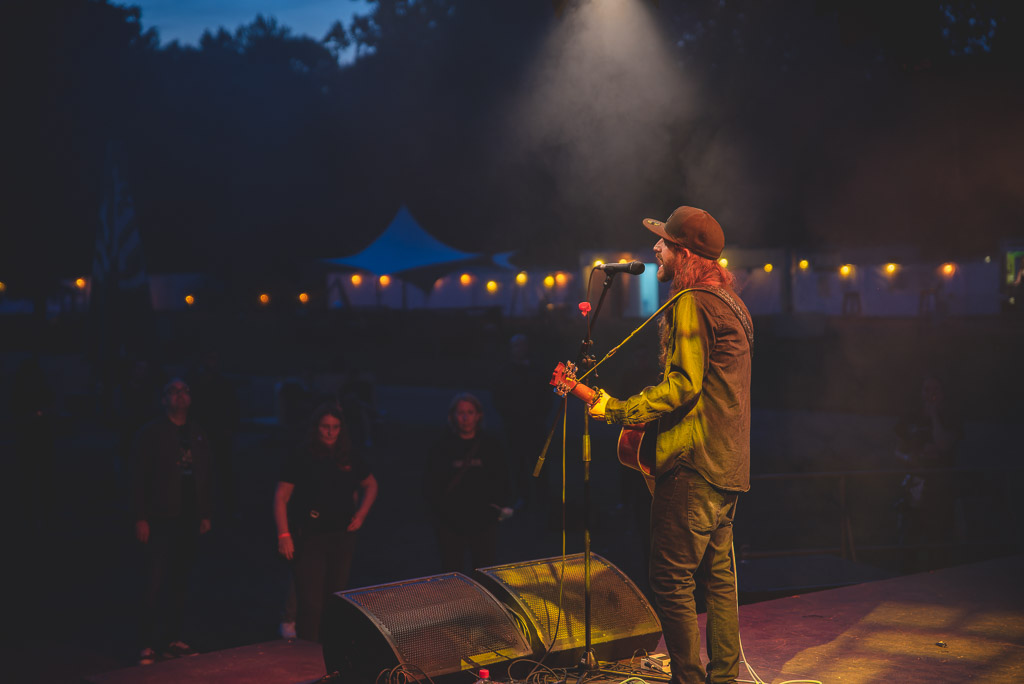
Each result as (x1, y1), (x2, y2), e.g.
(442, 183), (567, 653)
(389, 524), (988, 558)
(460, 273), (472, 286)
(839, 265), (852, 277)
(0, 281), (7, 293)
(350, 274), (362, 286)
(593, 260), (604, 267)
(885, 263), (898, 275)
(543, 275), (555, 289)
(486, 280), (498, 293)
(378, 275), (391, 287)
(763, 263), (773, 273)
(555, 273), (567, 286)
(75, 278), (87, 290)
(184, 294), (195, 306)
(516, 272), (528, 286)
(259, 293), (270, 305)
(718, 258), (728, 268)
(798, 259), (809, 270)
(941, 263), (955, 277)
(298, 292), (309, 303)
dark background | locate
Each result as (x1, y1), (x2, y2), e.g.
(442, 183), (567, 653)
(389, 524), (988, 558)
(2, 1), (1023, 681)
(4, 1), (1024, 295)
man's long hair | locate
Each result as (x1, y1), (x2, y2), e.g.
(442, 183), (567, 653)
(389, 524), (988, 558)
(658, 244), (738, 366)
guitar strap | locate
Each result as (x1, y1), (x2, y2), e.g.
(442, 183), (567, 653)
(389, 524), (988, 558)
(583, 284), (753, 382)
(688, 286), (754, 351)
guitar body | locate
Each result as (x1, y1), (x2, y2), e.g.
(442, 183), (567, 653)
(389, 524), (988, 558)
(617, 423), (657, 478)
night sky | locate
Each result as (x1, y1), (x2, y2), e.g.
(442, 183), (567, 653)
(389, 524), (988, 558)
(132, 0), (369, 50)
(5, 1), (1024, 289)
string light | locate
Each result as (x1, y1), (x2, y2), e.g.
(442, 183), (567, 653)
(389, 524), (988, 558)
(486, 280), (498, 293)
(718, 258), (728, 268)
(543, 275), (555, 289)
(184, 294), (195, 307)
(763, 263), (773, 273)
(350, 274), (363, 286)
(298, 292), (309, 304)
(516, 272), (528, 285)
(554, 272), (567, 286)
(839, 264), (852, 278)
(378, 275), (391, 287)
(74, 278), (87, 290)
(941, 263), (956, 277)
(798, 259), (809, 270)
(460, 273), (472, 286)
(259, 293), (270, 305)
(885, 263), (898, 275)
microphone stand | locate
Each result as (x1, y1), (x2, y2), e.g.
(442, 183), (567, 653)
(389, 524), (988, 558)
(532, 269), (622, 677)
(574, 271), (618, 676)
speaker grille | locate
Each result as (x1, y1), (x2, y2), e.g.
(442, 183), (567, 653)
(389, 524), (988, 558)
(325, 573), (532, 679)
(475, 553), (661, 663)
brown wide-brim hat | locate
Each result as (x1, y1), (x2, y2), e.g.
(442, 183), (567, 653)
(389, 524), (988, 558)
(643, 206), (724, 260)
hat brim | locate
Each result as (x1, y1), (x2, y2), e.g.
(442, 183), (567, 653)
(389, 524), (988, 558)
(642, 218), (680, 245)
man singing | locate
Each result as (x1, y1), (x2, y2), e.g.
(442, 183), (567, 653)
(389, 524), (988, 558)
(589, 206), (752, 684)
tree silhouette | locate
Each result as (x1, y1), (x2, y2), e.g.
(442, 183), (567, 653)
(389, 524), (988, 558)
(4, 0), (1023, 305)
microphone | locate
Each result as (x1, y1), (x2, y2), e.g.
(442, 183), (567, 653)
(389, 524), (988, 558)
(595, 261), (645, 275)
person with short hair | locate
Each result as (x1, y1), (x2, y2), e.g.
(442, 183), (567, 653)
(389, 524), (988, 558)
(133, 378), (213, 665)
(425, 393), (513, 573)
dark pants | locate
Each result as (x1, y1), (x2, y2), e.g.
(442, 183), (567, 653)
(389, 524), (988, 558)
(293, 529), (357, 642)
(436, 523), (497, 573)
(650, 465), (740, 684)
(141, 516), (199, 649)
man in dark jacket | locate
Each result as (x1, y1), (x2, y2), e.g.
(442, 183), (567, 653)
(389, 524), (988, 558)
(589, 207), (753, 684)
(133, 377), (212, 665)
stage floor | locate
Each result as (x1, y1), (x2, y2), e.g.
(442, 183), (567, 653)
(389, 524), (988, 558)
(717, 553), (1024, 683)
(86, 554), (1024, 683)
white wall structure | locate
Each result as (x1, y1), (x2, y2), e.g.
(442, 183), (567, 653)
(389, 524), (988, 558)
(578, 248), (1008, 318)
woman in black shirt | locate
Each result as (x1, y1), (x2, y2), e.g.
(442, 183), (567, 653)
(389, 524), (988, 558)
(274, 402), (378, 641)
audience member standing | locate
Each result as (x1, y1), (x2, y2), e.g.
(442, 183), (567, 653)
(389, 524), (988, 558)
(274, 403), (378, 642)
(895, 375), (963, 573)
(426, 393), (513, 573)
(133, 378), (212, 665)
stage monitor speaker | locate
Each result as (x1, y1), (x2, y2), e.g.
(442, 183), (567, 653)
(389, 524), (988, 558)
(320, 572), (533, 683)
(474, 553), (662, 667)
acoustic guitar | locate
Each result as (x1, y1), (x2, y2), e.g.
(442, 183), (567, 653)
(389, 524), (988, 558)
(549, 361), (656, 477)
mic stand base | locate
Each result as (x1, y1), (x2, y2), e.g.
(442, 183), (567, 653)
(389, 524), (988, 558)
(577, 649), (597, 675)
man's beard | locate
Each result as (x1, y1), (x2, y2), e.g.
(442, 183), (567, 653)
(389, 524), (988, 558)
(666, 258), (692, 295)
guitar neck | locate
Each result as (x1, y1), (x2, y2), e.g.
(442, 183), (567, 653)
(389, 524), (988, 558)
(569, 382), (597, 406)
(550, 361), (598, 406)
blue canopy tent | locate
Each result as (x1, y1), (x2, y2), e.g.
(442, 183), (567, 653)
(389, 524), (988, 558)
(323, 206), (499, 293)
(323, 206), (516, 308)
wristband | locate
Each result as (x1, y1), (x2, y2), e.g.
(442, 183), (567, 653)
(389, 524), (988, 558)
(278, 532), (291, 539)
